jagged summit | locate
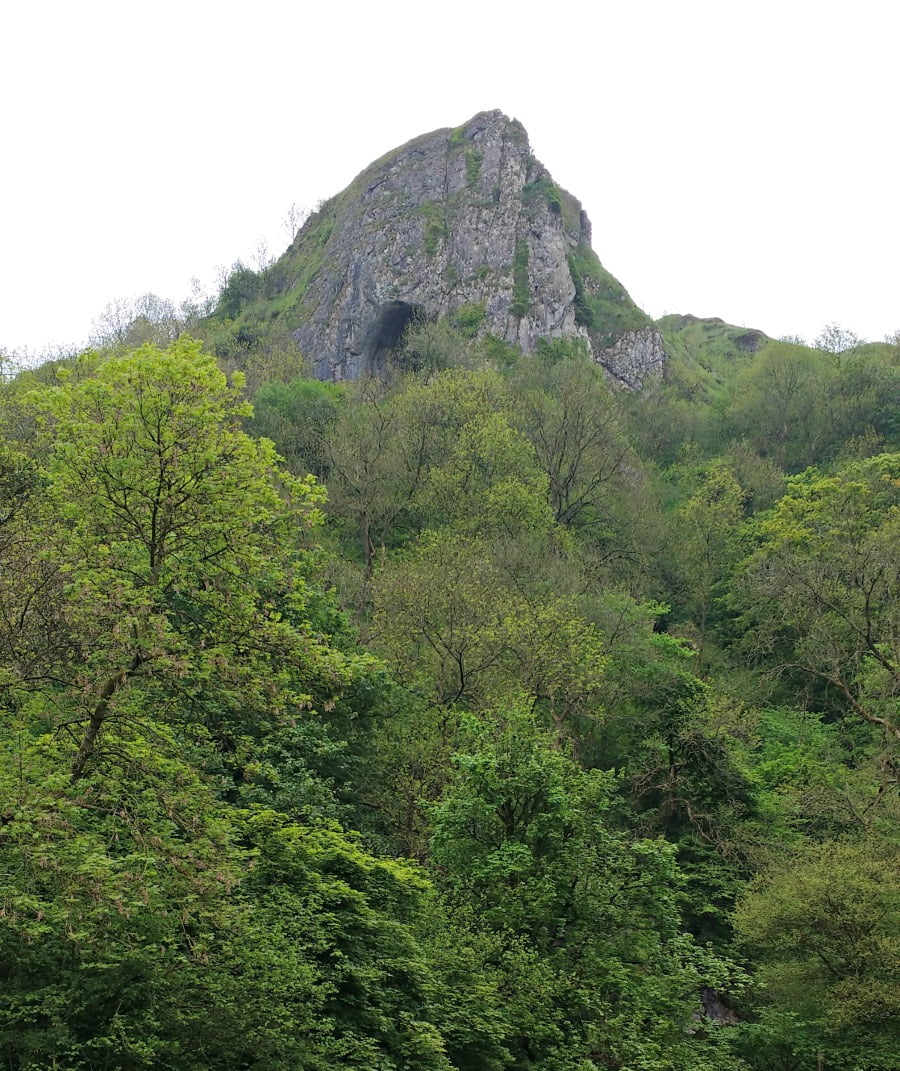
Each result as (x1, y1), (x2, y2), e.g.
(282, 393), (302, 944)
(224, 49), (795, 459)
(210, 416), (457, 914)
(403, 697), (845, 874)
(226, 110), (666, 386)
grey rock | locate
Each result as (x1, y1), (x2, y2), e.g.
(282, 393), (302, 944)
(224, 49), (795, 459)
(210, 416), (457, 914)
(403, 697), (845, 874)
(273, 110), (666, 386)
(595, 327), (669, 390)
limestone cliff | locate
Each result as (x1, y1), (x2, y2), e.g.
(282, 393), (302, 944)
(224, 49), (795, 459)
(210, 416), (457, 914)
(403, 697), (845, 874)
(232, 110), (666, 385)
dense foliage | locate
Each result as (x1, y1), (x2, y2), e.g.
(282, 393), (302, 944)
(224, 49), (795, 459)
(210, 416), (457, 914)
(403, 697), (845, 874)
(1, 317), (897, 1069)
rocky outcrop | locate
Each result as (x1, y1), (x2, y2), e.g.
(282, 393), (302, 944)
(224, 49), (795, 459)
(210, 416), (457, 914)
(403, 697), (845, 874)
(263, 110), (666, 385)
(595, 327), (668, 389)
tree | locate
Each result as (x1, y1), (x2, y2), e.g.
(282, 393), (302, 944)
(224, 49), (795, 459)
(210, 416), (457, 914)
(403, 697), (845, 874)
(673, 462), (746, 668)
(813, 322), (863, 363)
(0, 728), (454, 1069)
(618, 664), (757, 940)
(430, 706), (742, 1070)
(0, 339), (466, 1069)
(730, 453), (900, 747)
(246, 373), (343, 477)
(16, 338), (352, 784)
(397, 317), (473, 372)
(415, 407), (551, 540)
(726, 342), (833, 472)
(370, 533), (514, 707)
(213, 260), (263, 320)
(89, 292), (184, 350)
(826, 347), (900, 455)
(733, 839), (900, 1071)
(371, 532), (606, 737)
(324, 367), (543, 570)
(510, 349), (635, 531)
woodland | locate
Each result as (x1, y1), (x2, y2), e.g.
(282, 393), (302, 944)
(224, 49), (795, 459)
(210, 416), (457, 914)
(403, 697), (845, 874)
(0, 294), (898, 1070)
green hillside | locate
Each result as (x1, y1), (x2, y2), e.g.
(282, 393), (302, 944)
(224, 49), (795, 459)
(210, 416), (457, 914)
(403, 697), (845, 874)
(1, 312), (897, 1070)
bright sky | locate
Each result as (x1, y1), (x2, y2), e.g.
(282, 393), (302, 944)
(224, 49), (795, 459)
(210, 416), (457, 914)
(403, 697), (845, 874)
(2, 0), (897, 356)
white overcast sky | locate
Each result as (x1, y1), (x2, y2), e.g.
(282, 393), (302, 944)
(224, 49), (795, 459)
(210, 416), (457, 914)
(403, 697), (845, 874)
(2, 0), (897, 355)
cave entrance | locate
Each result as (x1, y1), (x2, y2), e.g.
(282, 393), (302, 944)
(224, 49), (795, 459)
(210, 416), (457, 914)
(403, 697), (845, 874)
(364, 301), (424, 375)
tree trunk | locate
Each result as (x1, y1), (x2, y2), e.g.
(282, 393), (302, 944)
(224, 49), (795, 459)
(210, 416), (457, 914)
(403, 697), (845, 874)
(70, 652), (143, 782)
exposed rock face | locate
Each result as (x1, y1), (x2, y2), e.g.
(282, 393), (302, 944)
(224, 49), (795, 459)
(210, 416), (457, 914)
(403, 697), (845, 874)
(595, 327), (669, 389)
(274, 110), (665, 385)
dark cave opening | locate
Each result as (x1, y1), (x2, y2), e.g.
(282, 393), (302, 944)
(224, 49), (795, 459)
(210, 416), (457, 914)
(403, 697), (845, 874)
(364, 301), (424, 375)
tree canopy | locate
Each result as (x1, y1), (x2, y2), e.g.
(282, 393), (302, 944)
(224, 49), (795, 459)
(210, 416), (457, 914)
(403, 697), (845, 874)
(1, 323), (897, 1071)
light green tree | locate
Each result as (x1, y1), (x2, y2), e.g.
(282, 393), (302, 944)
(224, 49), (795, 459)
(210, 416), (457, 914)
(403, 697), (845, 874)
(19, 338), (352, 782)
(0, 339), (465, 1069)
(731, 453), (900, 746)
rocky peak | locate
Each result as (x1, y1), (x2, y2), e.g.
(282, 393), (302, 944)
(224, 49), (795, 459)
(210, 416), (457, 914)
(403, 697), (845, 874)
(260, 110), (666, 385)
